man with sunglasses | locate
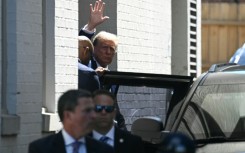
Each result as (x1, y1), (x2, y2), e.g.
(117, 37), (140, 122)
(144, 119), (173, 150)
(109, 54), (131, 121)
(29, 89), (113, 153)
(92, 90), (145, 153)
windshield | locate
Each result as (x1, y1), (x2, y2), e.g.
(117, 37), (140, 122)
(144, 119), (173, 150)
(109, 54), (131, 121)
(176, 84), (245, 141)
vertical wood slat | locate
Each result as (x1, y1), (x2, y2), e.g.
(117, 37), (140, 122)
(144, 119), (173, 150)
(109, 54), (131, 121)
(202, 26), (209, 63)
(238, 27), (245, 46)
(220, 3), (231, 20)
(238, 4), (245, 21)
(209, 26), (219, 64)
(228, 26), (238, 59)
(218, 26), (228, 62)
(209, 3), (220, 20)
(228, 4), (237, 20)
(238, 4), (245, 46)
(202, 3), (209, 20)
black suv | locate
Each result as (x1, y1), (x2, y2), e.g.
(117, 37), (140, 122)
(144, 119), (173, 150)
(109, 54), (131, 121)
(101, 63), (245, 153)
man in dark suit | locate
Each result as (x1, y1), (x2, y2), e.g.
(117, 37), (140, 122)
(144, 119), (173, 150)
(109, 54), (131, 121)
(78, 36), (100, 93)
(92, 90), (145, 153)
(28, 89), (113, 153)
(79, 0), (126, 130)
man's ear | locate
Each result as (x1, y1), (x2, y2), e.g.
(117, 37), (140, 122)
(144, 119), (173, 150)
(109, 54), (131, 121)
(64, 111), (72, 120)
(84, 47), (90, 56)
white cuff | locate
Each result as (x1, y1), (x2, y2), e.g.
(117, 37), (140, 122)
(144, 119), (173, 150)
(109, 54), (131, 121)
(83, 24), (96, 34)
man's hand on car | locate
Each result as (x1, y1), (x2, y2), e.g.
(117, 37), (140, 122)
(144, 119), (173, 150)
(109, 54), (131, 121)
(95, 66), (108, 76)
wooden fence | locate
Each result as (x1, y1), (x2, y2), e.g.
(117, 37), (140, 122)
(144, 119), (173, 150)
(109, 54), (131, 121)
(202, 3), (245, 72)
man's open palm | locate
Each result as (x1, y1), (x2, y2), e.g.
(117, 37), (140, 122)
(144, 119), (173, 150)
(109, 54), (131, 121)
(87, 0), (109, 31)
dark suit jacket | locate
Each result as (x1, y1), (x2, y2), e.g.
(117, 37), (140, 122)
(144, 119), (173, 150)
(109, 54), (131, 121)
(114, 127), (145, 153)
(28, 131), (114, 153)
(91, 127), (145, 153)
(78, 62), (100, 93)
(79, 29), (94, 39)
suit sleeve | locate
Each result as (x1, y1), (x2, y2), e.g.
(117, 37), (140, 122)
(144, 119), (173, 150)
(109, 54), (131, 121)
(79, 28), (95, 39)
(133, 136), (145, 153)
(28, 142), (41, 153)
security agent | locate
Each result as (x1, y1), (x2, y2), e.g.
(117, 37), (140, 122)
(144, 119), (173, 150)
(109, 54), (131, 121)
(91, 90), (145, 153)
(28, 89), (113, 153)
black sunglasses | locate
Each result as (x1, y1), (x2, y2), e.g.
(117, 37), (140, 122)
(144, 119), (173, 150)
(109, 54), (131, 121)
(95, 105), (115, 113)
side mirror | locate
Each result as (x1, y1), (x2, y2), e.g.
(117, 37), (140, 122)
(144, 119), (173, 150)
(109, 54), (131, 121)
(131, 116), (169, 144)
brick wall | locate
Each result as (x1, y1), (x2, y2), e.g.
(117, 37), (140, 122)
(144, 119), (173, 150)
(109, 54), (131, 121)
(0, 0), (79, 152)
(15, 0), (43, 151)
(54, 0), (79, 110)
(117, 0), (171, 74)
(117, 86), (171, 130)
(0, 0), (43, 152)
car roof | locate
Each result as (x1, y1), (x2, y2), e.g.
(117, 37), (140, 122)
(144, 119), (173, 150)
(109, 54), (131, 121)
(202, 65), (245, 85)
(202, 72), (245, 85)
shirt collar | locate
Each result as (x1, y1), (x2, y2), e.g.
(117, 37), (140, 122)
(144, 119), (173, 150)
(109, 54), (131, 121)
(62, 129), (86, 146)
(88, 57), (109, 69)
(92, 126), (115, 141)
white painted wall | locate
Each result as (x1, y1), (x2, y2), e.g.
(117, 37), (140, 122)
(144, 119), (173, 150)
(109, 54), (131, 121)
(1, 0), (43, 152)
(0, 0), (79, 152)
(117, 0), (172, 74)
(54, 0), (78, 110)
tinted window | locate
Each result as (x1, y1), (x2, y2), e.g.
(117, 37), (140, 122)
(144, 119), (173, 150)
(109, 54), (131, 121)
(116, 86), (173, 130)
(176, 84), (245, 140)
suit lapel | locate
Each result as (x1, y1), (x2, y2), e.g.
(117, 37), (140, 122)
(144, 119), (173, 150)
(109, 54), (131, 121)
(51, 132), (66, 153)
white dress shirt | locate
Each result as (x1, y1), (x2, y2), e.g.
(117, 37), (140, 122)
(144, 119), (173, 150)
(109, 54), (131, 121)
(92, 126), (115, 147)
(82, 24), (96, 34)
(88, 57), (109, 70)
(62, 129), (87, 153)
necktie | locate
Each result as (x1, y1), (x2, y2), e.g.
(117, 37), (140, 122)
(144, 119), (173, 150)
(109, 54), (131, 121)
(99, 136), (109, 143)
(72, 141), (82, 153)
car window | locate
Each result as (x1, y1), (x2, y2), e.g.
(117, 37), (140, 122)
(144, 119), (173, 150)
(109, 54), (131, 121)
(116, 85), (173, 130)
(176, 84), (245, 140)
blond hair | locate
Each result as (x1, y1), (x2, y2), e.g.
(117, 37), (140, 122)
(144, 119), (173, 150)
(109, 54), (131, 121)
(92, 31), (118, 49)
